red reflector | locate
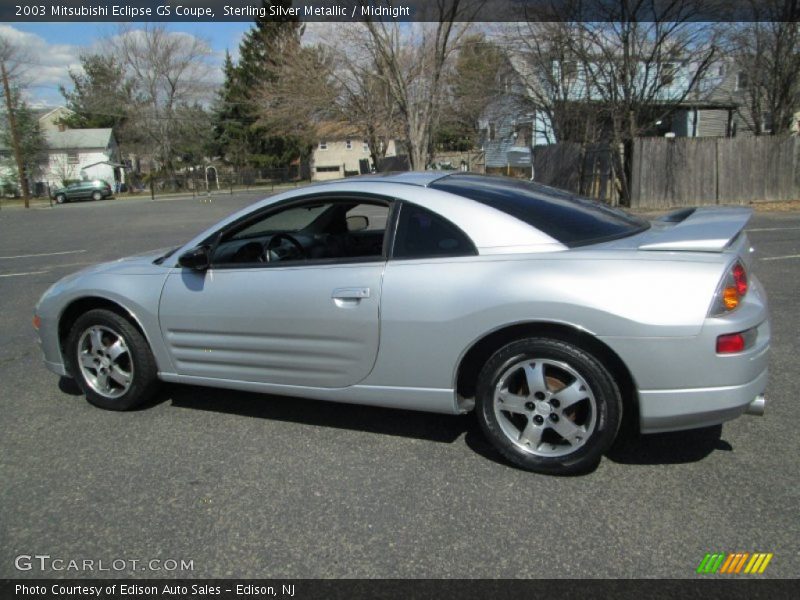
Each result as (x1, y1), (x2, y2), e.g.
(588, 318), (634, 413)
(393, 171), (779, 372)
(717, 333), (745, 354)
(733, 262), (748, 296)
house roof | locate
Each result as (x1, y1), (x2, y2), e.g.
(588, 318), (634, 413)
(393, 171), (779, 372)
(45, 128), (114, 150)
(36, 106), (74, 122)
(316, 121), (363, 140)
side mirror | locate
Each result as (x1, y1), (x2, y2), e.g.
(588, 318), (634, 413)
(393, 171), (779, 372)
(178, 245), (211, 271)
(346, 215), (369, 232)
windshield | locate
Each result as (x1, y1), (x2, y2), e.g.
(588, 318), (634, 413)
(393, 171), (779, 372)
(430, 174), (649, 247)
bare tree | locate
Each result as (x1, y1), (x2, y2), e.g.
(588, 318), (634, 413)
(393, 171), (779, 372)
(723, 1), (800, 135)
(255, 5), (482, 172)
(500, 21), (602, 147)
(254, 43), (339, 151)
(332, 56), (403, 169)
(508, 1), (719, 204)
(361, 1), (481, 170)
(46, 152), (80, 187)
(252, 29), (402, 170)
(437, 33), (508, 151)
(108, 25), (214, 175)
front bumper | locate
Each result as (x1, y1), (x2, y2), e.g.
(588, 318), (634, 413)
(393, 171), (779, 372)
(638, 367), (768, 433)
(44, 358), (68, 377)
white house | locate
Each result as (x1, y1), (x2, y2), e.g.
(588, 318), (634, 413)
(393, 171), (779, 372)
(311, 124), (398, 181)
(1, 107), (125, 195)
(42, 128), (124, 190)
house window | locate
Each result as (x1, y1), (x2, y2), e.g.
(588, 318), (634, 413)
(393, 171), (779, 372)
(717, 64), (725, 77)
(67, 151), (79, 165)
(315, 165), (340, 173)
(319, 141), (327, 150)
(489, 122), (496, 141)
(561, 61), (578, 85)
(737, 71), (749, 90)
(661, 63), (676, 86)
(345, 139), (352, 150)
(363, 141), (369, 152)
(514, 125), (530, 147)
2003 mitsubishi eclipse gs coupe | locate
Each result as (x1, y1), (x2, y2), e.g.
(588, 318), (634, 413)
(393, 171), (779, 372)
(33, 173), (770, 474)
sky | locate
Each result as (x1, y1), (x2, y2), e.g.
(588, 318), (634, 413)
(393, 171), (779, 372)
(3, 22), (253, 107)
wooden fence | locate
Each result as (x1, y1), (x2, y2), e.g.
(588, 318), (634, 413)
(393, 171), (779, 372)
(533, 143), (620, 204)
(532, 136), (799, 209)
(630, 136), (799, 209)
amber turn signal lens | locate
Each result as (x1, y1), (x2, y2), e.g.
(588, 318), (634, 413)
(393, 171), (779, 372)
(32, 315), (41, 330)
(723, 286), (740, 310)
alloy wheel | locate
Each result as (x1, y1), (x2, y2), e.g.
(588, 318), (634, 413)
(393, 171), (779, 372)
(76, 325), (134, 399)
(493, 358), (597, 458)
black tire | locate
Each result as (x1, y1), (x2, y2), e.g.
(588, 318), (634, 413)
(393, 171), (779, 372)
(64, 309), (159, 411)
(55, 194), (66, 204)
(91, 191), (103, 201)
(476, 337), (622, 475)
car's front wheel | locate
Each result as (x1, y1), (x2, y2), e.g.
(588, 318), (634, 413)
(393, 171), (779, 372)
(65, 309), (159, 410)
(476, 338), (622, 475)
(91, 191), (103, 201)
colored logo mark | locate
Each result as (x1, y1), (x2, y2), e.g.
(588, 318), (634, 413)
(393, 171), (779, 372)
(696, 552), (773, 574)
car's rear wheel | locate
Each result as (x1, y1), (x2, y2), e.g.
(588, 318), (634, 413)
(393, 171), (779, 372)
(476, 338), (622, 475)
(55, 194), (66, 204)
(91, 191), (103, 201)
(65, 309), (159, 410)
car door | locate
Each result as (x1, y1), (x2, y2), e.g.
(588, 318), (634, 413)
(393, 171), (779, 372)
(65, 183), (81, 200)
(157, 196), (391, 388)
(72, 182), (88, 199)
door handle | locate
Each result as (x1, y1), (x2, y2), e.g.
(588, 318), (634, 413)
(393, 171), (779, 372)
(332, 287), (370, 300)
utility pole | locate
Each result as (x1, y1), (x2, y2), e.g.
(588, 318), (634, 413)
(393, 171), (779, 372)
(1, 59), (30, 208)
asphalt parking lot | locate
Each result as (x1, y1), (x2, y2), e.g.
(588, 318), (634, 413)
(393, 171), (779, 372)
(0, 192), (798, 579)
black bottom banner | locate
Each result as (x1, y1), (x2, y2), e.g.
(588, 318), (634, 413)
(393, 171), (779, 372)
(1, 579), (797, 600)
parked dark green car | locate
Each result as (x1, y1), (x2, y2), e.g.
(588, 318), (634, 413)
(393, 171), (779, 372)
(52, 180), (113, 204)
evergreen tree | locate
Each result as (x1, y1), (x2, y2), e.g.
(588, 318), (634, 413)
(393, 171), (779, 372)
(436, 35), (507, 151)
(0, 88), (46, 194)
(212, 1), (307, 168)
(59, 54), (132, 130)
(209, 51), (251, 168)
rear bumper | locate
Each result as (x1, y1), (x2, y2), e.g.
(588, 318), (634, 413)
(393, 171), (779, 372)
(639, 368), (768, 433)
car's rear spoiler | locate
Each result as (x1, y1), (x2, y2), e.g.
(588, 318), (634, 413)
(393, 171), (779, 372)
(638, 206), (753, 252)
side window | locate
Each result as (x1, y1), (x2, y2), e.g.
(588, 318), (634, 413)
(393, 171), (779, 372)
(392, 203), (476, 259)
(212, 198), (390, 266)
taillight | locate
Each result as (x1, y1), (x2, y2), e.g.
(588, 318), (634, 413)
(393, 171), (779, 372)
(716, 327), (757, 354)
(716, 333), (744, 353)
(709, 261), (748, 316)
(733, 263), (748, 295)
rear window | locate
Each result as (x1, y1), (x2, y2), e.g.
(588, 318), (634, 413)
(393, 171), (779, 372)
(430, 174), (649, 247)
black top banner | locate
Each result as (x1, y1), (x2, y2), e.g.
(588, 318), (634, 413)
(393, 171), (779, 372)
(3, 0), (800, 22)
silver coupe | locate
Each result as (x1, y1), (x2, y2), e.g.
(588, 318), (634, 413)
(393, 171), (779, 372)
(33, 173), (770, 474)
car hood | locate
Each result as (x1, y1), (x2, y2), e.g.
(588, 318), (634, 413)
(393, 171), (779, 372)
(88, 248), (171, 273)
(36, 248), (173, 314)
(50, 248), (170, 287)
